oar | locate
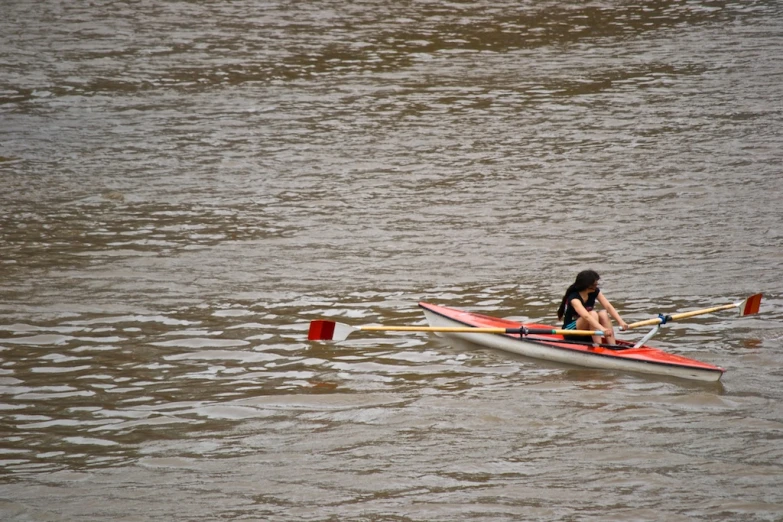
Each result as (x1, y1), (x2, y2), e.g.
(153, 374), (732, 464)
(308, 320), (603, 342)
(622, 293), (763, 331)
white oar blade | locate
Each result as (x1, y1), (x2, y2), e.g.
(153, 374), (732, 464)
(308, 320), (357, 341)
(737, 293), (763, 316)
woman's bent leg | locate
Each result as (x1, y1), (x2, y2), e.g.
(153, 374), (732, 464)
(577, 311), (603, 346)
(598, 310), (616, 345)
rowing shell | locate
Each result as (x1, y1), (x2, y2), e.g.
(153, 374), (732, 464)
(419, 302), (725, 382)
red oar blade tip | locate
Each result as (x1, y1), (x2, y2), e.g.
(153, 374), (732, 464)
(308, 320), (334, 340)
(738, 293), (763, 316)
(307, 320), (357, 341)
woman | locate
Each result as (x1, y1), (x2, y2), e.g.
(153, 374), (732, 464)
(557, 270), (628, 346)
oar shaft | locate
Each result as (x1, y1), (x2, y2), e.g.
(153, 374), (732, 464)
(358, 326), (601, 336)
(625, 303), (737, 330)
(670, 303), (737, 321)
(308, 320), (602, 341)
(359, 326), (505, 333)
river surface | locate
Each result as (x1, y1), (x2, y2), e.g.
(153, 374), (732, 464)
(2, 1), (783, 520)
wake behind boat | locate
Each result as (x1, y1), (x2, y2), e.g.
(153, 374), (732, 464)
(419, 302), (725, 382)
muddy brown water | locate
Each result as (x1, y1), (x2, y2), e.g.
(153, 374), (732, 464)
(1, 1), (783, 520)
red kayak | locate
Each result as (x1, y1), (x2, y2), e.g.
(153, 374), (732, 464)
(308, 295), (761, 382)
(419, 302), (725, 382)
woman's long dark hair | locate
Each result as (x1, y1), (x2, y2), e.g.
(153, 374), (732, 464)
(557, 270), (600, 320)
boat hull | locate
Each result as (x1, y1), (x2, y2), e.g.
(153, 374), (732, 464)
(419, 302), (724, 382)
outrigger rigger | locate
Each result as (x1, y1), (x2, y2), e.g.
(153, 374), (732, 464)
(307, 294), (762, 382)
